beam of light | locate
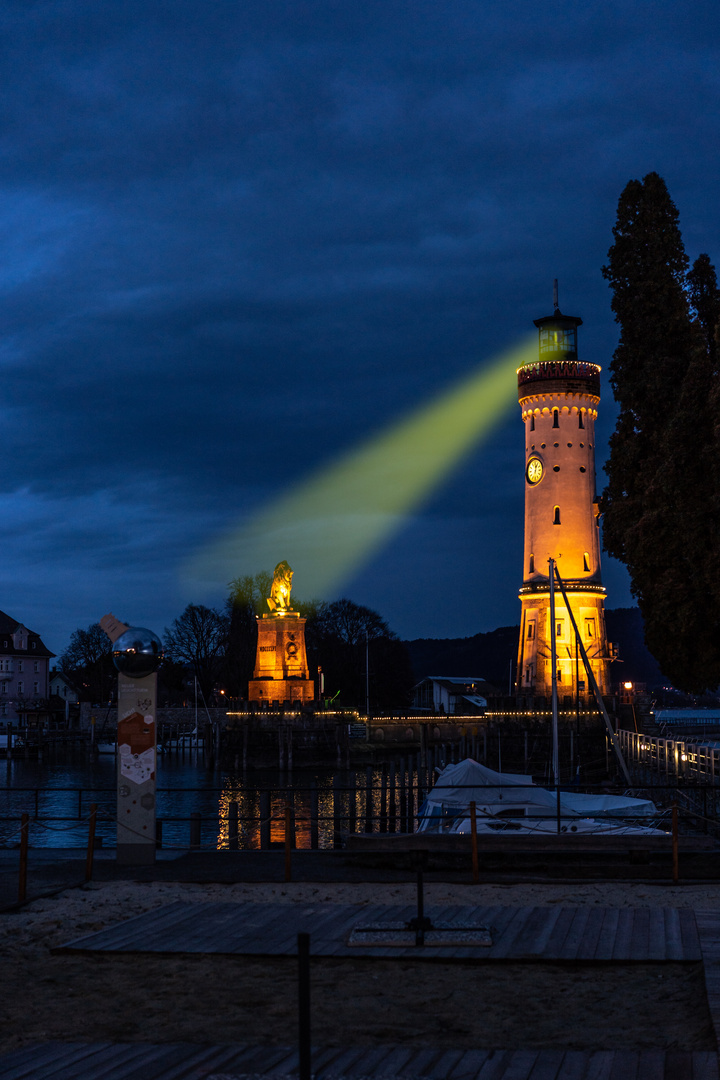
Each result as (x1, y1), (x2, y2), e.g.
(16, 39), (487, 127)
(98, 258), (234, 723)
(184, 338), (535, 599)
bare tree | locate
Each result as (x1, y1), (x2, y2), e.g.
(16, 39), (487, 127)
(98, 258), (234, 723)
(163, 604), (228, 704)
(60, 623), (115, 703)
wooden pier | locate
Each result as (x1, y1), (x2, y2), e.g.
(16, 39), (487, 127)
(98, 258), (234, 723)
(0, 1041), (715, 1079)
(2, 900), (719, 1078)
(57, 900), (703, 963)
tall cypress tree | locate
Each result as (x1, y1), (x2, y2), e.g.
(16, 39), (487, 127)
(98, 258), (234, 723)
(602, 173), (720, 692)
(688, 253), (720, 365)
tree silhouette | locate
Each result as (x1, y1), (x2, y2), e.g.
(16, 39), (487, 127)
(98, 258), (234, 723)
(602, 172), (720, 691)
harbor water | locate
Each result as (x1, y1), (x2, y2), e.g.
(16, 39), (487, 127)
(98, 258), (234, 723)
(0, 749), (415, 852)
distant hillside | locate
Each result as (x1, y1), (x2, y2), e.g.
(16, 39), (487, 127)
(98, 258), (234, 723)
(404, 607), (665, 690)
(403, 625), (519, 690)
(605, 607), (664, 687)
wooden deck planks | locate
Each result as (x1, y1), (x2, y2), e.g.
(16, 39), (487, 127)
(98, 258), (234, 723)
(488, 906), (537, 957)
(592, 907), (620, 961)
(494, 1050), (540, 1079)
(646, 907), (668, 962)
(693, 908), (720, 1061)
(525, 1049), (566, 1079)
(663, 907), (684, 961)
(553, 1050), (601, 1080)
(57, 902), (702, 964)
(521, 905), (567, 959)
(0, 1043), (716, 1080)
(610, 908), (636, 961)
(628, 908), (651, 962)
(608, 1049), (639, 1080)
(558, 907), (593, 960)
(576, 906), (607, 960)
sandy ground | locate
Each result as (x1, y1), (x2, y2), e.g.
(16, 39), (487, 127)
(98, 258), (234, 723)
(0, 880), (718, 1054)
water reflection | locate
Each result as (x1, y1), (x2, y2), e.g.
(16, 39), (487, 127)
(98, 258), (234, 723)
(0, 751), (426, 851)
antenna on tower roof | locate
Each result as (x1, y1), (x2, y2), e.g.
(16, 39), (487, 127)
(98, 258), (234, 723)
(553, 279), (559, 312)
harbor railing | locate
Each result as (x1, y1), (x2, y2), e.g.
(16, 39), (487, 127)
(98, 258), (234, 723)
(1, 775), (719, 852)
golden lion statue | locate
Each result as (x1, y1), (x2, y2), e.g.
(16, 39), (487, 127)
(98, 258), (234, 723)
(267, 560), (293, 613)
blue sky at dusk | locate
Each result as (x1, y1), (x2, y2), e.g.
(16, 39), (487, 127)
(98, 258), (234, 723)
(1, 0), (718, 655)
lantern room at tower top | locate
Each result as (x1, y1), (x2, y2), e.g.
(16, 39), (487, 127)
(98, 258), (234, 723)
(515, 297), (613, 704)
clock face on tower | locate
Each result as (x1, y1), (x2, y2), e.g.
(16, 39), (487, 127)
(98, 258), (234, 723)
(526, 457), (544, 484)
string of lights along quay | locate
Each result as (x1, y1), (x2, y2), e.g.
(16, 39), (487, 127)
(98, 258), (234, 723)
(516, 284), (612, 703)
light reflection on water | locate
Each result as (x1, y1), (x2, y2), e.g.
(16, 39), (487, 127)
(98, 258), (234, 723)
(0, 750), (424, 850)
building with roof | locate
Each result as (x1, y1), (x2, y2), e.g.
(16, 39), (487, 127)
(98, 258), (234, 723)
(0, 611), (55, 722)
(412, 676), (495, 715)
(49, 668), (80, 704)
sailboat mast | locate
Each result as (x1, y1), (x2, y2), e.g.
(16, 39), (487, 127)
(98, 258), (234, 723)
(549, 558), (560, 789)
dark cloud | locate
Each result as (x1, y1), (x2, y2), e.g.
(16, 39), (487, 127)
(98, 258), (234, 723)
(0, 0), (717, 650)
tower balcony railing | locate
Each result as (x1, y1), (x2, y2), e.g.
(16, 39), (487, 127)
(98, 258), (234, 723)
(517, 359), (601, 386)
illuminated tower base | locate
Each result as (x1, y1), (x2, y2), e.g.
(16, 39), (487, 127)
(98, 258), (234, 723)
(517, 587), (611, 704)
(516, 292), (613, 703)
(248, 613), (315, 705)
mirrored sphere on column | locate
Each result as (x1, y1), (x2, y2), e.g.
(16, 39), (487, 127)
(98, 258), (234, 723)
(112, 627), (163, 677)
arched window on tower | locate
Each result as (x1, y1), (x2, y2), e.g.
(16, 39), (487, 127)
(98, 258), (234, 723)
(583, 552), (590, 572)
(578, 411), (584, 429)
(553, 506), (561, 525)
(529, 554), (535, 573)
(530, 414), (535, 431)
(552, 409), (559, 428)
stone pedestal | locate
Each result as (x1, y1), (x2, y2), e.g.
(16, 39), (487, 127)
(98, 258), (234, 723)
(248, 613), (315, 705)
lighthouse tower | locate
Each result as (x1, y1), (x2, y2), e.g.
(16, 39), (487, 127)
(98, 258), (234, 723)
(516, 288), (612, 703)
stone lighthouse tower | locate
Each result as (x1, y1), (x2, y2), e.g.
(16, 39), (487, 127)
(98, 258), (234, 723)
(516, 288), (612, 703)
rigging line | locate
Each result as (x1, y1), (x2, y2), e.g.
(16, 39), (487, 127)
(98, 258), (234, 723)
(553, 565), (632, 785)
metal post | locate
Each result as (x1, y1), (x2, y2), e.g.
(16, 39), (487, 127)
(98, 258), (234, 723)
(284, 803), (293, 882)
(260, 790), (271, 850)
(298, 932), (311, 1080)
(399, 757), (407, 834)
(85, 802), (97, 883)
(549, 558), (560, 795)
(379, 764), (388, 833)
(388, 760), (396, 833)
(348, 772), (357, 836)
(310, 781), (319, 850)
(18, 812), (29, 904)
(415, 868), (426, 946)
(228, 800), (239, 851)
(570, 729), (574, 774)
(333, 774), (342, 849)
(470, 801), (479, 884)
(190, 812), (201, 849)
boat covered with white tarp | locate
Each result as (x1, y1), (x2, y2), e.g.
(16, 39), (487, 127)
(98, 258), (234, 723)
(416, 758), (664, 835)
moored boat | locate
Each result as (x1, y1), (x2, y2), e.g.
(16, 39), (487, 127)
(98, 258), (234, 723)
(417, 758), (665, 837)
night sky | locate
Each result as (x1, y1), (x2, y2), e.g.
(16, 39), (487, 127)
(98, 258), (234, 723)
(2, 0), (718, 656)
